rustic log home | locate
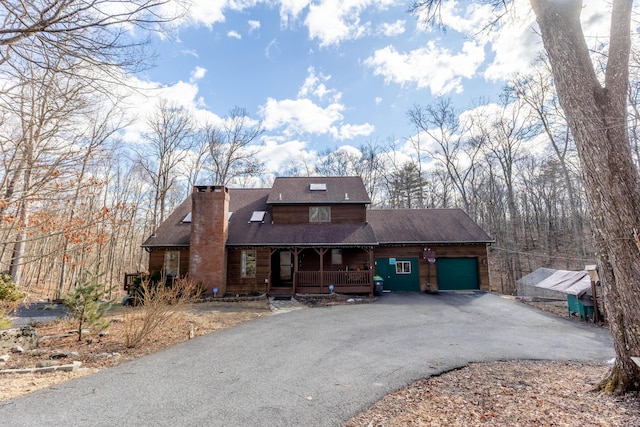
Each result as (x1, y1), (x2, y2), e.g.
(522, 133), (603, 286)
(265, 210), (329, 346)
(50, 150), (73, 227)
(141, 176), (492, 296)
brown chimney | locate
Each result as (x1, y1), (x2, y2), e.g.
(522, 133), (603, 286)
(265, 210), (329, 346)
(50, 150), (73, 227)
(189, 185), (229, 296)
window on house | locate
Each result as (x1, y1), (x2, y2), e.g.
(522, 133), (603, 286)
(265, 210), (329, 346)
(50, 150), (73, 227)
(331, 249), (342, 265)
(309, 206), (331, 222)
(310, 183), (327, 191)
(396, 261), (411, 274)
(241, 250), (257, 278)
(165, 251), (180, 277)
(249, 211), (266, 222)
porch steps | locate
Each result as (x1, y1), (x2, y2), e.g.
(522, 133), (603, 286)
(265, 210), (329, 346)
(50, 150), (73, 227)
(268, 287), (294, 298)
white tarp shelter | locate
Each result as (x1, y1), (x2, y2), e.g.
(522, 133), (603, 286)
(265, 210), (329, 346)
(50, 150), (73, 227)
(517, 268), (594, 299)
(532, 270), (592, 297)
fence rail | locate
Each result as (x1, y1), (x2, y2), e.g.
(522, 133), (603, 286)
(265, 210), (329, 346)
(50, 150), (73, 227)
(295, 271), (372, 294)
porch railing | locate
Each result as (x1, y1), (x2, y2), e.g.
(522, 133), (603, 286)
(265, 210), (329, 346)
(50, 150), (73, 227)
(124, 272), (144, 291)
(295, 270), (372, 294)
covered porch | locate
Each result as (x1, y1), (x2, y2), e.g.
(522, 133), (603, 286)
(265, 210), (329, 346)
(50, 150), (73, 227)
(269, 246), (375, 296)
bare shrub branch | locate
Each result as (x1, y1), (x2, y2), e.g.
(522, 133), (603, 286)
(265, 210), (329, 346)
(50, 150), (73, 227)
(123, 276), (201, 349)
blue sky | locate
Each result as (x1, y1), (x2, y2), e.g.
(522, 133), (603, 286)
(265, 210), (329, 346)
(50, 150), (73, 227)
(122, 0), (615, 177)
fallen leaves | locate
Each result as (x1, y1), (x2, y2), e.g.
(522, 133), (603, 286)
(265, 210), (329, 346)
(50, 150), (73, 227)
(345, 361), (640, 427)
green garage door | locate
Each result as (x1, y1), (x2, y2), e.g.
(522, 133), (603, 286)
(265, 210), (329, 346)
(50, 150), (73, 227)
(436, 258), (479, 290)
(375, 258), (420, 292)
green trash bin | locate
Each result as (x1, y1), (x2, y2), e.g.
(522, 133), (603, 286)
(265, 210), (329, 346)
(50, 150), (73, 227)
(567, 294), (594, 321)
(373, 276), (384, 296)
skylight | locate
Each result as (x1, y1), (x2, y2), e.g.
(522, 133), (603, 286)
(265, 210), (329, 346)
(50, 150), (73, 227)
(182, 212), (192, 223)
(310, 183), (327, 191)
(249, 211), (266, 222)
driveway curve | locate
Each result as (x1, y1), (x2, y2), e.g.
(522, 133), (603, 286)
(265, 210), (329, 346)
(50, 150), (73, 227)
(0, 292), (613, 426)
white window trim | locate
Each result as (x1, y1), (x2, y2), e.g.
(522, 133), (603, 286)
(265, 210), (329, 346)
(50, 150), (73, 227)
(396, 260), (411, 275)
(249, 211), (266, 222)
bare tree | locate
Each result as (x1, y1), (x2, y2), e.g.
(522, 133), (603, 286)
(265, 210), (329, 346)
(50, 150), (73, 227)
(0, 57), (91, 285)
(0, 0), (178, 73)
(354, 140), (385, 205)
(531, 0), (640, 393)
(136, 100), (195, 231)
(203, 106), (264, 186)
(55, 106), (126, 299)
(510, 61), (586, 259)
(407, 98), (484, 215)
(477, 92), (538, 290)
(411, 0), (640, 394)
(315, 147), (358, 177)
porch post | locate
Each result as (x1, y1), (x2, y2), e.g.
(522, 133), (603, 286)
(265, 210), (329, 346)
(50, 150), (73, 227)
(292, 248), (301, 295)
(315, 248), (327, 292)
(368, 247), (374, 296)
(268, 248), (277, 294)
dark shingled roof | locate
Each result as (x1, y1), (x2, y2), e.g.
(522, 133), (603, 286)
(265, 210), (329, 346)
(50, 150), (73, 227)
(142, 197), (192, 248)
(228, 222), (378, 247)
(226, 187), (376, 246)
(267, 176), (371, 204)
(142, 188), (271, 248)
(143, 184), (492, 249)
(366, 209), (493, 244)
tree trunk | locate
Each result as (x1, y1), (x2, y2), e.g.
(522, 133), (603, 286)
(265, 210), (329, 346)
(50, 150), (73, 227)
(531, 0), (640, 393)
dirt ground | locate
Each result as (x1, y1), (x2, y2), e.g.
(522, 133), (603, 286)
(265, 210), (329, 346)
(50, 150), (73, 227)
(2, 297), (639, 426)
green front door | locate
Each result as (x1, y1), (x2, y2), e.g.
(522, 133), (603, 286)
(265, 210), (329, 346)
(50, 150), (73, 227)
(436, 258), (479, 290)
(375, 257), (420, 292)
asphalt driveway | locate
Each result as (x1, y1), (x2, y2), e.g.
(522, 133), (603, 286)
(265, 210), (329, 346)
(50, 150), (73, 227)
(0, 292), (613, 426)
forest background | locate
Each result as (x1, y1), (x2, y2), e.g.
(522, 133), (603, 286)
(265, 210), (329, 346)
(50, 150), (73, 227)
(1, 0), (637, 301)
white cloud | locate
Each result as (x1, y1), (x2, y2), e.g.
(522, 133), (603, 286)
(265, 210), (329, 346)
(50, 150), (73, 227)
(261, 97), (344, 135)
(181, 0), (227, 27)
(379, 20), (405, 37)
(190, 66), (207, 81)
(297, 67), (338, 101)
(364, 40), (485, 95)
(181, 49), (199, 58)
(423, 0), (615, 85)
(375, 97), (382, 105)
(170, 0), (261, 28)
(279, 0), (312, 27)
(265, 38), (281, 61)
(332, 123), (375, 140)
(248, 20), (261, 32)
(481, 1), (540, 81)
(227, 30), (242, 39)
(260, 137), (311, 173)
(429, 0), (498, 36)
(483, 1), (613, 83)
(260, 67), (373, 140)
(305, 2), (366, 46)
(298, 0), (394, 47)
(114, 68), (225, 144)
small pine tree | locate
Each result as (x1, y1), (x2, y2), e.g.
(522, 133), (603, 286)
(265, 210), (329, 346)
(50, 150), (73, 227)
(64, 270), (112, 342)
(0, 273), (26, 329)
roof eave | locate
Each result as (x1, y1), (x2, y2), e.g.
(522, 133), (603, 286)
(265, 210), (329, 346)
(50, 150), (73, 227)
(141, 244), (190, 249)
(268, 200), (371, 205)
(376, 240), (493, 245)
(226, 242), (378, 248)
